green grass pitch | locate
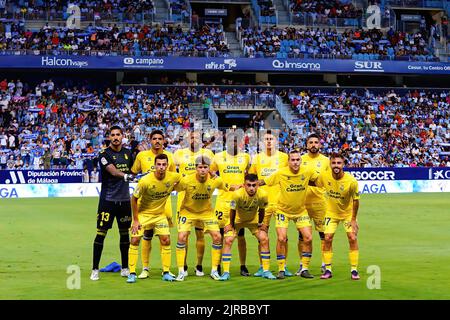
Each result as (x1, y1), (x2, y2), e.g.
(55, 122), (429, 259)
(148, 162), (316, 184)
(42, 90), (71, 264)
(1, 193), (450, 300)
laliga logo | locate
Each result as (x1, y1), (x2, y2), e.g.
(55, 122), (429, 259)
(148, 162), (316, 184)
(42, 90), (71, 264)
(354, 61), (384, 72)
(272, 60), (321, 70)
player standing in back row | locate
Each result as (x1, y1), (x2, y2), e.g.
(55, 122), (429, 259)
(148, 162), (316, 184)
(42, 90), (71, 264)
(90, 125), (136, 281)
(296, 133), (330, 275)
(131, 129), (176, 280)
(249, 130), (290, 276)
(211, 132), (251, 276)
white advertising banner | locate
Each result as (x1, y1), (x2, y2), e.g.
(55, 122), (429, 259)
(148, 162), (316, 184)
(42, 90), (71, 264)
(1, 181), (450, 199)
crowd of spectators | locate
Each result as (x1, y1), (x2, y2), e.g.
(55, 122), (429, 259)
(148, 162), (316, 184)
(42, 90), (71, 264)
(240, 26), (437, 61)
(1, 76), (450, 170)
(0, 21), (230, 57)
(0, 78), (282, 170)
(289, 0), (362, 26)
(278, 88), (450, 167)
(0, 78), (196, 171)
(2, 0), (155, 22)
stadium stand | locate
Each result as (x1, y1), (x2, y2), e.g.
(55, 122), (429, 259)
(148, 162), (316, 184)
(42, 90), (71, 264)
(239, 26), (438, 61)
(279, 87), (450, 167)
(288, 0), (363, 27)
(1, 78), (449, 170)
(2, 0), (156, 22)
(0, 21), (230, 57)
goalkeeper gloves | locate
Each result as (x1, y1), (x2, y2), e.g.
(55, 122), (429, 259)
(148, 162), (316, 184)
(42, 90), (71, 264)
(123, 174), (137, 182)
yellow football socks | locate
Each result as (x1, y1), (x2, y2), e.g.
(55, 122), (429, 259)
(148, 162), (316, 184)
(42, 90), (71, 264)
(211, 243), (222, 272)
(222, 253), (231, 273)
(261, 251), (270, 272)
(349, 250), (359, 271)
(176, 242), (186, 273)
(141, 239), (151, 270)
(128, 244), (139, 274)
(323, 251), (333, 271)
(277, 255), (285, 272)
(301, 252), (312, 270)
(161, 245), (171, 273)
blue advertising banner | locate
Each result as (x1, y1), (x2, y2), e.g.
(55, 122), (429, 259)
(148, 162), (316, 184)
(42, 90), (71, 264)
(345, 167), (450, 181)
(1, 168), (449, 185)
(0, 170), (84, 184)
(0, 55), (449, 74)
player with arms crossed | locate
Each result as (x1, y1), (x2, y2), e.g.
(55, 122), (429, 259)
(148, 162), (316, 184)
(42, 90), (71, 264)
(131, 129), (176, 279)
(296, 133), (330, 275)
(126, 154), (181, 283)
(90, 125), (135, 281)
(219, 174), (277, 280)
(211, 133), (251, 276)
(312, 153), (361, 280)
(174, 156), (236, 281)
(249, 130), (290, 276)
(260, 149), (319, 279)
(173, 130), (215, 277)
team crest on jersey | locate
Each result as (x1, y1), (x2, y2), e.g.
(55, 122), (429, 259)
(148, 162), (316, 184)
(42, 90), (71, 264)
(328, 182), (332, 186)
(166, 182), (171, 188)
(238, 157), (243, 164)
(113, 156), (116, 160)
(101, 157), (108, 166)
(207, 185), (212, 192)
(340, 184), (344, 191)
(125, 154), (128, 160)
(303, 162), (308, 165)
(301, 175), (305, 180)
(317, 162), (321, 167)
(152, 185), (156, 189)
(287, 176), (290, 180)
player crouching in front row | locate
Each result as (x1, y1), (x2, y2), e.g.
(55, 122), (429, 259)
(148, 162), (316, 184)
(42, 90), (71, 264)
(127, 154), (181, 283)
(219, 174), (276, 280)
(174, 156), (238, 281)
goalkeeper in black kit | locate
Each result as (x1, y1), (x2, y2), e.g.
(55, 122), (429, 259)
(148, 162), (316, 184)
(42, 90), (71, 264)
(90, 125), (136, 281)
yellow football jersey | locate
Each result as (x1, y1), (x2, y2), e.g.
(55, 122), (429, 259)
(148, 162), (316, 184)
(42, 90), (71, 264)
(230, 188), (268, 224)
(264, 166), (319, 214)
(211, 151), (250, 201)
(301, 153), (330, 203)
(131, 150), (176, 174)
(176, 174), (226, 215)
(316, 171), (360, 218)
(249, 151), (288, 206)
(173, 148), (215, 177)
(133, 171), (181, 215)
